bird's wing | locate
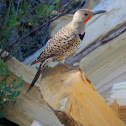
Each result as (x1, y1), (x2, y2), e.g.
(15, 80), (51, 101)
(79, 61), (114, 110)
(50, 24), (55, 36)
(31, 27), (79, 65)
(31, 39), (54, 65)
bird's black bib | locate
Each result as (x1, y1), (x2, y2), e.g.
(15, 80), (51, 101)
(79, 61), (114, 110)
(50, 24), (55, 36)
(78, 32), (85, 40)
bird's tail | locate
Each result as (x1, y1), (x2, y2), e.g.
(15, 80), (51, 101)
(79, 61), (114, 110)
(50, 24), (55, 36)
(27, 62), (43, 93)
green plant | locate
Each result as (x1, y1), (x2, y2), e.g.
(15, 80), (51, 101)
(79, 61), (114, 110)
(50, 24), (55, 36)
(0, 0), (83, 62)
(0, 59), (24, 118)
(0, 0), (65, 61)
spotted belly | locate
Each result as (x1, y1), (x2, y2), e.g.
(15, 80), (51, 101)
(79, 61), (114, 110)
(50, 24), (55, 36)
(62, 39), (81, 58)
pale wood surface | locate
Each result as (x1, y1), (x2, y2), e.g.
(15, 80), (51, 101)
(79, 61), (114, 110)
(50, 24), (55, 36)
(73, 0), (126, 56)
(22, 0), (126, 100)
(84, 0), (102, 9)
(79, 31), (126, 98)
(110, 100), (120, 116)
(0, 55), (63, 126)
(120, 106), (126, 125)
(40, 66), (125, 126)
(107, 83), (126, 125)
(1, 51), (40, 87)
(1, 0), (126, 125)
(106, 82), (126, 106)
(1, 52), (126, 126)
(50, 0), (102, 37)
(2, 73), (63, 126)
(69, 0), (126, 98)
(23, 0), (112, 67)
(31, 120), (45, 126)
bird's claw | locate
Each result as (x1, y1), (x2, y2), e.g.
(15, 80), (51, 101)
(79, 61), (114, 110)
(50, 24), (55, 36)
(61, 66), (79, 73)
(61, 69), (69, 73)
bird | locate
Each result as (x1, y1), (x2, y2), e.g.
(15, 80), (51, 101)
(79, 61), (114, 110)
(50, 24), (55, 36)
(27, 9), (106, 93)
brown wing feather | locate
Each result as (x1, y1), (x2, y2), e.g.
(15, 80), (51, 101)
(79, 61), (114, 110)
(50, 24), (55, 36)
(31, 39), (53, 65)
(31, 57), (47, 65)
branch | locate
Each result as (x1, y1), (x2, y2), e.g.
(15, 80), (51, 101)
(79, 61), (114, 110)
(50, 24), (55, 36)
(0, 0), (77, 62)
(0, 8), (70, 61)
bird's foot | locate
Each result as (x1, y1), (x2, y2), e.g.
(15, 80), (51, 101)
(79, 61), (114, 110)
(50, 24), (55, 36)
(61, 66), (79, 73)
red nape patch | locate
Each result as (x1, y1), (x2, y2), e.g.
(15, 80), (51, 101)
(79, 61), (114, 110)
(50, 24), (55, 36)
(84, 16), (92, 23)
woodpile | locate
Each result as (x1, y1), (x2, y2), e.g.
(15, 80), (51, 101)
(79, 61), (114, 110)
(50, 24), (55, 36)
(1, 57), (125, 126)
(49, 0), (126, 98)
(1, 0), (126, 125)
(23, 0), (126, 99)
(1, 57), (63, 126)
(40, 66), (125, 126)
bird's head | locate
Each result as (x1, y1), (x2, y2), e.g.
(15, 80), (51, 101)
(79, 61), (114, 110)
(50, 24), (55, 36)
(73, 9), (107, 23)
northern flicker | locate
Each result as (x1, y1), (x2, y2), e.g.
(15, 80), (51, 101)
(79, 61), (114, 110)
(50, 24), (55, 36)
(27, 9), (106, 92)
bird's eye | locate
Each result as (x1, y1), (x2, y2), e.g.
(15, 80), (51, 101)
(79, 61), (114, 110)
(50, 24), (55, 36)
(85, 13), (88, 16)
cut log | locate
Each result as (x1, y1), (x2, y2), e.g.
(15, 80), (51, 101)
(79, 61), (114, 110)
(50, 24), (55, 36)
(0, 0), (126, 125)
(0, 54), (63, 126)
(72, 0), (126, 58)
(79, 30), (126, 98)
(120, 106), (126, 125)
(1, 50), (40, 88)
(1, 55), (126, 126)
(67, 0), (126, 98)
(1, 74), (63, 126)
(22, 0), (126, 99)
(106, 82), (126, 125)
(110, 100), (120, 115)
(40, 66), (125, 126)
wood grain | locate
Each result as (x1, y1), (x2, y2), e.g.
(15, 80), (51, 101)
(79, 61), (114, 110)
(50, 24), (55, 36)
(107, 82), (126, 125)
(79, 31), (126, 97)
(40, 66), (125, 126)
(0, 50), (40, 87)
(1, 73), (63, 126)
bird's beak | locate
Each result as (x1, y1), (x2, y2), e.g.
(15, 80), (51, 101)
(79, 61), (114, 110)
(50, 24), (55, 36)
(91, 10), (107, 16)
(83, 10), (106, 23)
